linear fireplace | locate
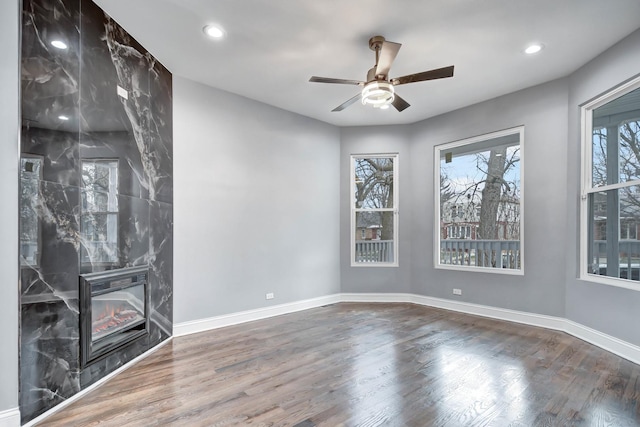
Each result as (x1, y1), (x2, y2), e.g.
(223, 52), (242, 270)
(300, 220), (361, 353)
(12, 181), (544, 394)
(80, 266), (149, 367)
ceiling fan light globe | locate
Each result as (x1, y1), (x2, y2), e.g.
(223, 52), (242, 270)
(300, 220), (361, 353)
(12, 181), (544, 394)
(361, 81), (394, 107)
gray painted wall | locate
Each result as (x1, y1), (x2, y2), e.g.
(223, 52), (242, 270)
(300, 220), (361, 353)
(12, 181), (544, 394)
(339, 81), (569, 317)
(339, 125), (413, 293)
(0, 0), (19, 414)
(565, 28), (640, 346)
(409, 79), (569, 317)
(173, 77), (341, 323)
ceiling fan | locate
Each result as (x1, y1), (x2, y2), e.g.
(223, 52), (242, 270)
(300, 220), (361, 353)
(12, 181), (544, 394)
(309, 35), (454, 112)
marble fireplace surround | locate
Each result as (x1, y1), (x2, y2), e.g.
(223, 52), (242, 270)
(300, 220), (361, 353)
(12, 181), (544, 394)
(19, 0), (173, 424)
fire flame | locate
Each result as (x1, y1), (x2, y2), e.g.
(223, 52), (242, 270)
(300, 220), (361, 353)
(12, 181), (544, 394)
(93, 302), (138, 336)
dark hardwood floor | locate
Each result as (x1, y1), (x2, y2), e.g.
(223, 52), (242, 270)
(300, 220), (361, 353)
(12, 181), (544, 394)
(37, 303), (640, 426)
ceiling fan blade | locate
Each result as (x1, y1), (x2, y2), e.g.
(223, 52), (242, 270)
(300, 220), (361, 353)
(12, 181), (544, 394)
(309, 76), (364, 85)
(392, 94), (410, 112)
(332, 93), (361, 112)
(392, 65), (454, 86)
(375, 41), (401, 78)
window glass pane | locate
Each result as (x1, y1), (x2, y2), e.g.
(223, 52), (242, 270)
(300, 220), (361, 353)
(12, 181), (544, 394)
(588, 186), (640, 282)
(592, 126), (607, 187)
(438, 130), (521, 271)
(82, 160), (119, 212)
(19, 157), (43, 266)
(354, 157), (395, 209)
(354, 211), (394, 263)
(80, 213), (119, 264)
(81, 160), (119, 265)
(592, 87), (640, 187)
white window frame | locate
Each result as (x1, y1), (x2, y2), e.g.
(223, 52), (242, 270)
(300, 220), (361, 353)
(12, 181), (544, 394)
(350, 153), (399, 267)
(434, 127), (524, 275)
(580, 75), (640, 291)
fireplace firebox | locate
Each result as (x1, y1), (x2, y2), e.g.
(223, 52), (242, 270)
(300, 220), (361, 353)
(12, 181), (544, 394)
(80, 266), (149, 367)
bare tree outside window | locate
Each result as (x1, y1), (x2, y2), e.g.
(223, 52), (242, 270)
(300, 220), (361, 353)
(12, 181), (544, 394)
(352, 155), (398, 265)
(436, 128), (523, 272)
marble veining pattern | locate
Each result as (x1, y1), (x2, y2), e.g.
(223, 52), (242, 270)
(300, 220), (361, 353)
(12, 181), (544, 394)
(19, 0), (173, 423)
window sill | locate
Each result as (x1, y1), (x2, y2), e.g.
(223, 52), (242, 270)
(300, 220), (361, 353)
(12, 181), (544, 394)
(435, 263), (524, 276)
(351, 262), (399, 268)
(580, 273), (640, 292)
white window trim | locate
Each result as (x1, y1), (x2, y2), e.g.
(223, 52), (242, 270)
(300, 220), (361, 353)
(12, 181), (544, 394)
(580, 75), (640, 291)
(434, 126), (525, 275)
(350, 153), (399, 267)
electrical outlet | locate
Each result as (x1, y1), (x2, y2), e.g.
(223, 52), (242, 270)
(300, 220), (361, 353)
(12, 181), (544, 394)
(266, 292), (274, 300)
(453, 288), (462, 296)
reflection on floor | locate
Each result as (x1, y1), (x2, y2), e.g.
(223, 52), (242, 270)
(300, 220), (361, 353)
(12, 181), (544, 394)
(37, 303), (640, 426)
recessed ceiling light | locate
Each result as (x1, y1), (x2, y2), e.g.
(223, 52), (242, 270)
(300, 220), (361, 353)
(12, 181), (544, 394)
(51, 40), (68, 50)
(203, 25), (225, 39)
(524, 44), (543, 55)
(58, 115), (70, 121)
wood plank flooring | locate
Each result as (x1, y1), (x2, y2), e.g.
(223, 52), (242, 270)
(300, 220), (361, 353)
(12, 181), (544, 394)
(37, 303), (640, 426)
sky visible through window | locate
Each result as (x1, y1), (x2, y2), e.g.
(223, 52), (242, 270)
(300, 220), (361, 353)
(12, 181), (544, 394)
(441, 145), (520, 199)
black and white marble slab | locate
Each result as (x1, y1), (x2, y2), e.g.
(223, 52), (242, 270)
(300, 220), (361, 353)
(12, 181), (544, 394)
(19, 0), (173, 423)
(19, 179), (80, 287)
(148, 61), (173, 204)
(80, 0), (151, 200)
(20, 298), (80, 422)
(149, 200), (173, 342)
(21, 127), (79, 187)
(116, 195), (151, 268)
(79, 331), (149, 389)
(21, 0), (80, 134)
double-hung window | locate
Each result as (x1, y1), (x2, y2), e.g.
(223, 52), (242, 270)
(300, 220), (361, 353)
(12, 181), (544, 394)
(351, 154), (398, 266)
(581, 76), (640, 288)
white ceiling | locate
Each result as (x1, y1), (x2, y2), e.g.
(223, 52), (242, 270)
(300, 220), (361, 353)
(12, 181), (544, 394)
(94, 0), (640, 127)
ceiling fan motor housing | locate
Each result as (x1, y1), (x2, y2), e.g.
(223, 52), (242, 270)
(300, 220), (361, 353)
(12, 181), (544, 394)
(368, 35), (386, 51)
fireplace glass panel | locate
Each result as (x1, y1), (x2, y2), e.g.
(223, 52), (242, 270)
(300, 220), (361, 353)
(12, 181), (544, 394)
(92, 283), (145, 343)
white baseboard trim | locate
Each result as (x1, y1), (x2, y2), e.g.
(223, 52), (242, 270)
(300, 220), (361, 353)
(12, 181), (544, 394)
(342, 291), (567, 331)
(409, 294), (568, 331)
(22, 338), (172, 427)
(174, 294), (342, 337)
(0, 408), (20, 427)
(564, 320), (640, 366)
(343, 292), (640, 366)
(341, 292), (413, 304)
